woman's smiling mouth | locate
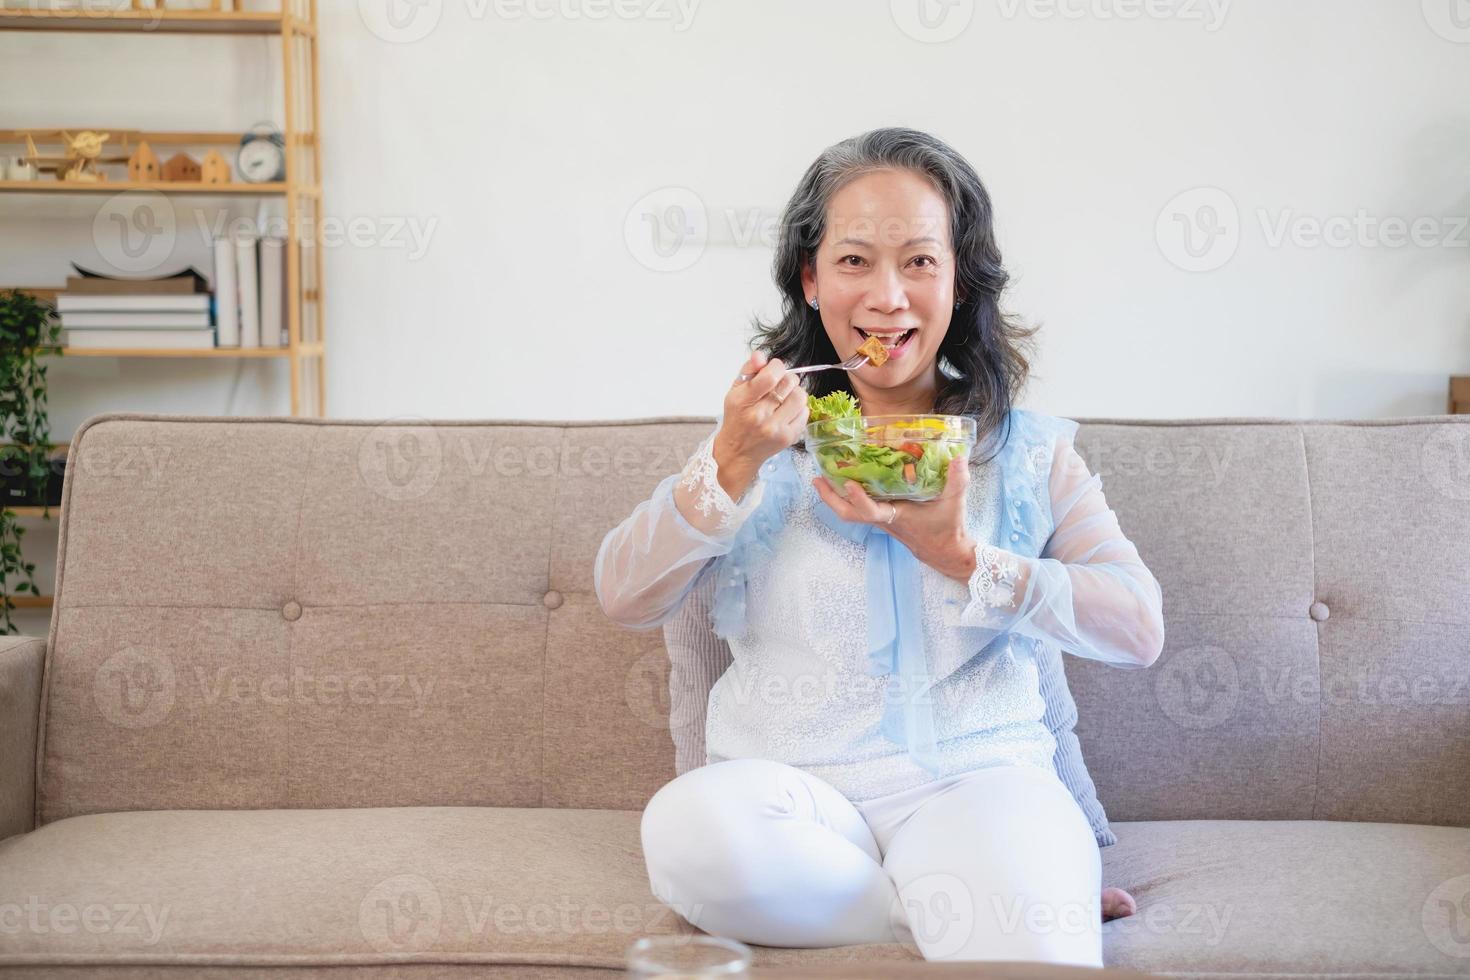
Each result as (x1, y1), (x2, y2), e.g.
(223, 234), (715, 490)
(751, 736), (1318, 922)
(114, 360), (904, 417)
(855, 327), (919, 360)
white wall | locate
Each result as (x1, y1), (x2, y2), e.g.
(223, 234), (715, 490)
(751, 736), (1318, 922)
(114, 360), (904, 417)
(1, 0), (1464, 637)
(2, 0), (1468, 434)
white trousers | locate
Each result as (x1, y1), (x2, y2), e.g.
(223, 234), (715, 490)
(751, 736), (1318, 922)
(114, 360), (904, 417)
(640, 758), (1103, 966)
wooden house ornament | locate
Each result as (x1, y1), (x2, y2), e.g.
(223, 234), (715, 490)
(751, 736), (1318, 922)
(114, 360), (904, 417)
(128, 141), (160, 182)
(161, 152), (201, 182)
(200, 150), (231, 184)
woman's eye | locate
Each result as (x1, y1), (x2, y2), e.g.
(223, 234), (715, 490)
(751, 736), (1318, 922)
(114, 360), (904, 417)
(837, 254), (936, 268)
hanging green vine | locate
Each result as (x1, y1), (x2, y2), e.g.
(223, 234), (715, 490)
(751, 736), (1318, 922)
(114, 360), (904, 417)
(0, 289), (63, 635)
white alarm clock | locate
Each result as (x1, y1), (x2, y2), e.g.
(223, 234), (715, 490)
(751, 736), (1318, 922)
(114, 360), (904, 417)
(238, 123), (286, 183)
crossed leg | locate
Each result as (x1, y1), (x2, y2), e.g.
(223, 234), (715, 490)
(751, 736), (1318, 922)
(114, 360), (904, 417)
(640, 757), (905, 947)
(640, 758), (1103, 965)
(878, 764), (1105, 966)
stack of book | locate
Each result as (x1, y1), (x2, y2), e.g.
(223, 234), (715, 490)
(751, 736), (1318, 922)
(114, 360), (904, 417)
(57, 267), (214, 350)
(212, 235), (288, 350)
(55, 240), (289, 351)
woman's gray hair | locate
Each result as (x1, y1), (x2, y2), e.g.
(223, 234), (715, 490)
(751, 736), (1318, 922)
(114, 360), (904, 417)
(751, 126), (1039, 463)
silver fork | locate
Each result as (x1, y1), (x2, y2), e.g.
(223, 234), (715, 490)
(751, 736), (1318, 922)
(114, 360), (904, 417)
(736, 351), (870, 383)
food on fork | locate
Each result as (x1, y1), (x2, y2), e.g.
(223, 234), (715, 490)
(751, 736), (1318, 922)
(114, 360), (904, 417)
(856, 335), (889, 366)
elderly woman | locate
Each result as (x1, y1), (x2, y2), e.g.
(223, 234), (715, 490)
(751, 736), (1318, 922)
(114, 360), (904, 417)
(595, 127), (1162, 966)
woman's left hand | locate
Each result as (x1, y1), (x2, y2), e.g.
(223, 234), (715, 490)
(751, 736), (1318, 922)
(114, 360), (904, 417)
(811, 452), (977, 583)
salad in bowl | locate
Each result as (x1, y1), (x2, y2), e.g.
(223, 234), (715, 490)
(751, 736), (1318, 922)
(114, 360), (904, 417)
(804, 391), (976, 502)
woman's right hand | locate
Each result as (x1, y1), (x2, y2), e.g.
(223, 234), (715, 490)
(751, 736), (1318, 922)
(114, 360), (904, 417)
(711, 351), (808, 494)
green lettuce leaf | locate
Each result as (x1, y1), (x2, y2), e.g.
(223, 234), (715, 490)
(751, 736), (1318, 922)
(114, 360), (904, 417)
(806, 390), (860, 422)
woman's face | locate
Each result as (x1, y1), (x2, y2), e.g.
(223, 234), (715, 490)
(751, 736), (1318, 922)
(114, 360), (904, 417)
(801, 168), (957, 401)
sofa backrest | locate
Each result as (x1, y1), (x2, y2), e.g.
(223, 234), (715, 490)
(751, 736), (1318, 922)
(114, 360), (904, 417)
(34, 413), (1470, 828)
(1062, 416), (1468, 828)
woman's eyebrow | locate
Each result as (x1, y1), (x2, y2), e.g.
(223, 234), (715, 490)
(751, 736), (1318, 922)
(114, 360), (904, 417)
(833, 235), (941, 248)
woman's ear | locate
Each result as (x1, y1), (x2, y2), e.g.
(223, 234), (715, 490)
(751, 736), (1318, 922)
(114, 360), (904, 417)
(800, 255), (818, 298)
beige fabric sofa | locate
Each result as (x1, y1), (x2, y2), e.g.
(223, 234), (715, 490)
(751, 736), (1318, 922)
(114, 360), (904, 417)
(1, 411), (1467, 979)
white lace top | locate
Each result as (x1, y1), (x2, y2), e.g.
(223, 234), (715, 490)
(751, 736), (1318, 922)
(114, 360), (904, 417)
(594, 409), (1164, 802)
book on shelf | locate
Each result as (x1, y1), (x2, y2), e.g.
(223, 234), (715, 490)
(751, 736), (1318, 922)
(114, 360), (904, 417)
(50, 241), (291, 350)
(211, 234), (287, 348)
(63, 329), (216, 350)
(66, 263), (209, 296)
(259, 236), (285, 349)
(236, 233), (260, 347)
(60, 311), (212, 328)
(54, 264), (217, 348)
(55, 293), (211, 313)
(212, 238), (238, 346)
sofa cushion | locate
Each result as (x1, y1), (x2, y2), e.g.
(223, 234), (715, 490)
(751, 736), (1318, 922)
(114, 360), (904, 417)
(0, 807), (918, 973)
(1060, 418), (1470, 826)
(40, 416), (692, 825)
(3, 808), (1465, 977)
(0, 635), (45, 841)
(1101, 819), (1470, 976)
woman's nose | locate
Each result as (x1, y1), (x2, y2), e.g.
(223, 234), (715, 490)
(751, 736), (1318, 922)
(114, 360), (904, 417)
(865, 265), (909, 312)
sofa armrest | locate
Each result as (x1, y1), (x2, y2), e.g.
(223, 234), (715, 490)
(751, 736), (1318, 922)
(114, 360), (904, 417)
(0, 634), (45, 842)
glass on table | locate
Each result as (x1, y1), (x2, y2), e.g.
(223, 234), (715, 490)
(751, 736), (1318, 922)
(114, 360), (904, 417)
(626, 934), (751, 978)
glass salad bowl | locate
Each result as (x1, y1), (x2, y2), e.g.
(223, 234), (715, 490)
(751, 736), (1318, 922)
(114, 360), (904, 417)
(805, 413), (977, 502)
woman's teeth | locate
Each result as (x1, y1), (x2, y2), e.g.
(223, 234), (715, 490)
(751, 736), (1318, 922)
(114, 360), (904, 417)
(857, 328), (915, 349)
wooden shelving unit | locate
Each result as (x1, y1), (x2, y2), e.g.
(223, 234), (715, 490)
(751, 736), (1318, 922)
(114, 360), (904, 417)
(0, 0), (327, 417)
(6, 507), (56, 519)
(0, 179), (292, 195)
(45, 344), (321, 358)
(0, 9), (291, 33)
(1, 4), (327, 626)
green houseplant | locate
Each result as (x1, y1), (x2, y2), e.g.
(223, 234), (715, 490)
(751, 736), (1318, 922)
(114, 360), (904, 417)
(0, 289), (63, 635)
